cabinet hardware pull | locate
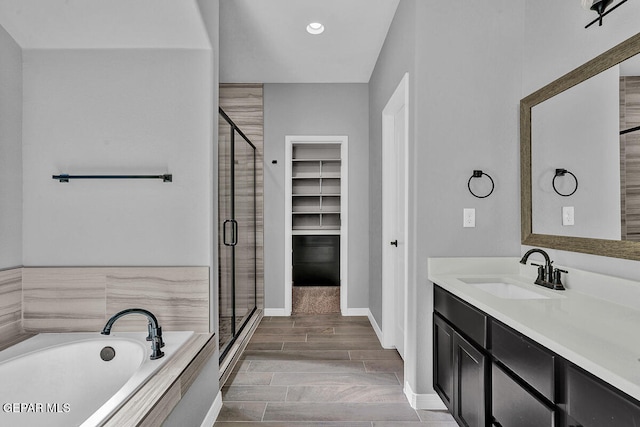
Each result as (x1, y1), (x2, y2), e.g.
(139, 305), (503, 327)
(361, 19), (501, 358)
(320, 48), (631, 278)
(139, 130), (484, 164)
(390, 240), (398, 247)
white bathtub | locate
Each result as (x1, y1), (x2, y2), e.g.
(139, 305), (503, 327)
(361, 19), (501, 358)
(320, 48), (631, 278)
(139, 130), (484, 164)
(0, 331), (193, 427)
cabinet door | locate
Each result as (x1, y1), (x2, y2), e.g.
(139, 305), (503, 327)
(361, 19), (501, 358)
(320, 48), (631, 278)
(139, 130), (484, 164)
(433, 314), (454, 412)
(567, 365), (640, 427)
(492, 362), (555, 427)
(453, 332), (487, 427)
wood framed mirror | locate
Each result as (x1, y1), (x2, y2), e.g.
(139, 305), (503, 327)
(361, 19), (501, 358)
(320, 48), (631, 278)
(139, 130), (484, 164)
(521, 32), (640, 261)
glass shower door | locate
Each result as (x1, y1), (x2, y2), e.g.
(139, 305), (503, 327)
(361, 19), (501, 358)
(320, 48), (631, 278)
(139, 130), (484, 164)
(218, 114), (234, 353)
(218, 109), (257, 360)
(234, 130), (257, 332)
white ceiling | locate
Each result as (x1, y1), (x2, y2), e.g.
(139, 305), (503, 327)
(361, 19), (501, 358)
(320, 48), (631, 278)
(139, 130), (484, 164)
(219, 0), (400, 83)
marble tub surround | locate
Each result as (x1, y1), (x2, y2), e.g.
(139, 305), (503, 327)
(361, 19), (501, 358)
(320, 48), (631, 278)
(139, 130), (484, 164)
(22, 267), (209, 333)
(103, 332), (215, 427)
(428, 257), (640, 402)
(0, 268), (21, 327)
(0, 268), (29, 350)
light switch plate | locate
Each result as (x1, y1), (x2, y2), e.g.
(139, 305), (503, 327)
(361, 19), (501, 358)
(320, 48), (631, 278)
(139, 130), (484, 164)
(463, 208), (475, 228)
(562, 206), (575, 226)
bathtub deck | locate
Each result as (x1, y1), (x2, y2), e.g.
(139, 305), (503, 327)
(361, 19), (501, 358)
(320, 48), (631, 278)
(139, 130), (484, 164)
(0, 331), (35, 352)
(102, 332), (215, 427)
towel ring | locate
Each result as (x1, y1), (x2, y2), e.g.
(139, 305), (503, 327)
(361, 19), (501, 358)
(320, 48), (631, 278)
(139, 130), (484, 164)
(467, 170), (494, 199)
(552, 168), (578, 197)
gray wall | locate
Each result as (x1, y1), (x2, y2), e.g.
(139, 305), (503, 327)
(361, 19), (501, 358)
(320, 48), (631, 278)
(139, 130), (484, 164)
(0, 25), (22, 269)
(197, 0), (221, 412)
(368, 0), (416, 328)
(369, 0), (524, 395)
(21, 48), (212, 266)
(263, 83), (370, 310)
(523, 0), (640, 281)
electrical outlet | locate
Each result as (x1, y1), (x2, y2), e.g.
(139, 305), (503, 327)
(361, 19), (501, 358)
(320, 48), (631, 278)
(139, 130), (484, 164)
(463, 208), (476, 228)
(562, 206), (575, 226)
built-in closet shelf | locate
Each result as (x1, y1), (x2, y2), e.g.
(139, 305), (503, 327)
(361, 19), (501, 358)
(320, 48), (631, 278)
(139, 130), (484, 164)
(292, 159), (341, 162)
(292, 226), (341, 230)
(292, 194), (341, 197)
(292, 158), (341, 182)
(293, 230), (341, 235)
(292, 175), (341, 179)
(293, 211), (340, 214)
(290, 143), (342, 234)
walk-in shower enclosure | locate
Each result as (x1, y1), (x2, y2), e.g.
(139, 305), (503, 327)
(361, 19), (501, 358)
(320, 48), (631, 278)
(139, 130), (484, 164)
(218, 108), (257, 360)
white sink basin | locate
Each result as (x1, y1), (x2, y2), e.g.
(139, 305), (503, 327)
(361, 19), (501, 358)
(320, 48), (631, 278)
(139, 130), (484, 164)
(459, 279), (551, 300)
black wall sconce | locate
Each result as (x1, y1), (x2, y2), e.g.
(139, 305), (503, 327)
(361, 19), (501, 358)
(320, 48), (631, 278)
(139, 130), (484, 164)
(467, 170), (495, 199)
(584, 0), (628, 28)
(552, 168), (578, 197)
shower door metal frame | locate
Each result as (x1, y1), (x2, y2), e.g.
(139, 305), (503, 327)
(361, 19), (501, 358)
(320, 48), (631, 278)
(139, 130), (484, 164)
(219, 107), (257, 362)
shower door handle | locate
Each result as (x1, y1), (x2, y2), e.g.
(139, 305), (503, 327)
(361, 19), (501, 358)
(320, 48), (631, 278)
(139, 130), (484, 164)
(223, 219), (238, 246)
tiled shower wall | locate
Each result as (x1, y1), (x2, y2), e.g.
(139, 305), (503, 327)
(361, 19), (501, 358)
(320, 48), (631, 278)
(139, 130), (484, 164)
(0, 267), (209, 348)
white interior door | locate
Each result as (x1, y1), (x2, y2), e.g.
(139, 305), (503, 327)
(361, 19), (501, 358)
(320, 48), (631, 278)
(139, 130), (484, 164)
(393, 104), (406, 359)
(381, 73), (408, 360)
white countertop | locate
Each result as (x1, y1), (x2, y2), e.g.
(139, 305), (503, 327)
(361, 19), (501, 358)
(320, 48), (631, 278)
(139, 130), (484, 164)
(428, 257), (640, 401)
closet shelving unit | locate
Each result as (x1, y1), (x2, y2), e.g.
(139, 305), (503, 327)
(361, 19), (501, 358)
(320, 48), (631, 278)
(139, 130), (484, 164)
(291, 144), (342, 234)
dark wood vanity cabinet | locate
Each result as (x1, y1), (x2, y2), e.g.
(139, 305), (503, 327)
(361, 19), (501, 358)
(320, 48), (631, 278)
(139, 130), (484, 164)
(433, 313), (488, 426)
(434, 285), (554, 427)
(492, 362), (555, 427)
(433, 314), (454, 412)
(565, 364), (640, 427)
(434, 287), (488, 427)
(433, 284), (640, 427)
(490, 319), (558, 427)
(453, 332), (488, 427)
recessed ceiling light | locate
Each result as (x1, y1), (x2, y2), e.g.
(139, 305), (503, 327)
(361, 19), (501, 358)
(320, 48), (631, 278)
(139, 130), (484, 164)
(306, 22), (325, 35)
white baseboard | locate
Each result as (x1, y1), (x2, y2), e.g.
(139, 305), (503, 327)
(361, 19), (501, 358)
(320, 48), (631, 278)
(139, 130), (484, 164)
(263, 308), (290, 317)
(200, 391), (222, 427)
(404, 381), (447, 410)
(367, 310), (384, 345)
(342, 308), (369, 316)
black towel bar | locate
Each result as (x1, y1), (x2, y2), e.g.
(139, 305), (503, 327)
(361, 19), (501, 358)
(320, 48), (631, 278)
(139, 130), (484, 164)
(52, 174), (172, 183)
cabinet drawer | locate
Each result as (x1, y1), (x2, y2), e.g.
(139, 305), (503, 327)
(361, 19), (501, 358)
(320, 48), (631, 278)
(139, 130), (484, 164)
(434, 285), (487, 347)
(491, 320), (556, 402)
(567, 365), (640, 427)
(492, 362), (555, 427)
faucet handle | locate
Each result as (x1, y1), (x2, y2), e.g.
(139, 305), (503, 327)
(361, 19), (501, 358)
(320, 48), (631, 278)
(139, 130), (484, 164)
(531, 263), (546, 281)
(552, 268), (568, 284)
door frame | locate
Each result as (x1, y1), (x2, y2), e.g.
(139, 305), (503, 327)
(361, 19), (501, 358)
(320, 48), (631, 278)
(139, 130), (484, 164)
(284, 135), (349, 315)
(381, 73), (409, 351)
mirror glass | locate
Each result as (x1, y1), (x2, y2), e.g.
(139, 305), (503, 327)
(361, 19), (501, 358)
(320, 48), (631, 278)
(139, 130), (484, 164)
(522, 32), (640, 260)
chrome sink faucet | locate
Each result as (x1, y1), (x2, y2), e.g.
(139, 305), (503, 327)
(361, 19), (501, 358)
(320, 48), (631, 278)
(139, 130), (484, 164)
(519, 248), (566, 291)
(101, 308), (165, 360)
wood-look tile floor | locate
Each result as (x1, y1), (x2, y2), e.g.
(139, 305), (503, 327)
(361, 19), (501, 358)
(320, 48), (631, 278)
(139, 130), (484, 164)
(214, 314), (457, 426)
